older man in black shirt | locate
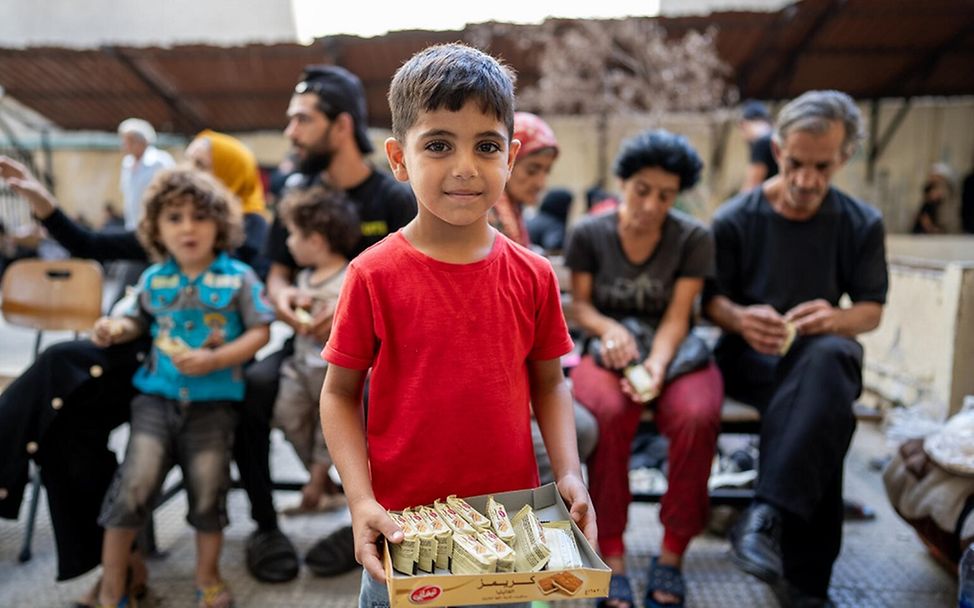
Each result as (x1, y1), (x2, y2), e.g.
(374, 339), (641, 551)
(706, 90), (888, 607)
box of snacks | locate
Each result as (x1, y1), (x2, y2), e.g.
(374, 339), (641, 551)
(383, 483), (610, 606)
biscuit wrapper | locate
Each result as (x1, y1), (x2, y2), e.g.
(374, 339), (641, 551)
(294, 307), (313, 326)
(446, 494), (491, 529)
(433, 499), (477, 535)
(387, 511), (420, 575)
(451, 532), (497, 575)
(418, 506), (453, 570)
(155, 334), (191, 357)
(476, 529), (515, 573)
(485, 496), (516, 544)
(403, 508), (437, 573)
(542, 521), (583, 570)
(779, 321), (797, 355)
(510, 504), (550, 572)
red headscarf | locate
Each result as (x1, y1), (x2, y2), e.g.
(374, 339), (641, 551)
(491, 113), (559, 246)
(513, 112), (559, 159)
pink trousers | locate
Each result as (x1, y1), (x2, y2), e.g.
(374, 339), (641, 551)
(571, 357), (723, 557)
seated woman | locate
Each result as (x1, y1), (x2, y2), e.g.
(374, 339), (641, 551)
(564, 130), (723, 608)
(0, 132), (287, 608)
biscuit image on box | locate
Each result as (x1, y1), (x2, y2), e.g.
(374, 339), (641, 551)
(552, 571), (584, 595)
(536, 574), (559, 595)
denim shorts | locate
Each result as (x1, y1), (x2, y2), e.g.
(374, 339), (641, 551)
(98, 393), (237, 532)
(359, 570), (530, 608)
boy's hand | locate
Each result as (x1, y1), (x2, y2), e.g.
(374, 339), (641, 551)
(556, 473), (597, 548)
(350, 497), (404, 583)
(91, 317), (121, 347)
(273, 285), (304, 332)
(172, 349), (218, 376)
(309, 299), (337, 342)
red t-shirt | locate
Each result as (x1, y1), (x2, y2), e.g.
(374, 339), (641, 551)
(323, 230), (573, 510)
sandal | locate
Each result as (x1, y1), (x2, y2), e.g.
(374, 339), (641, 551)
(595, 573), (633, 608)
(645, 556), (685, 607)
(245, 528), (299, 583)
(76, 566), (147, 608)
(305, 525), (359, 577)
(196, 581), (234, 608)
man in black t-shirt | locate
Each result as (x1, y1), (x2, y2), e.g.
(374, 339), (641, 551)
(739, 100), (779, 192)
(706, 90), (888, 607)
(240, 65), (416, 583)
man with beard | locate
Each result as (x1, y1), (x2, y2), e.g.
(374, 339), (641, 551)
(705, 90), (888, 607)
(241, 65), (416, 581)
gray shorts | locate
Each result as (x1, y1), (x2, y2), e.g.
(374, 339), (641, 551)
(98, 394), (238, 532)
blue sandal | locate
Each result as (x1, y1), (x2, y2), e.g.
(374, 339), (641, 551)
(596, 573), (633, 608)
(645, 557), (685, 607)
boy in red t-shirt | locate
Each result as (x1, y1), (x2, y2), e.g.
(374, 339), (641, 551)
(320, 43), (596, 604)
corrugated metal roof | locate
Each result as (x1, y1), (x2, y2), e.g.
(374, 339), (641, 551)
(1, 0), (971, 135)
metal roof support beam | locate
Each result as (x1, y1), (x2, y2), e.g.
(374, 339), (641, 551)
(878, 18), (974, 98)
(735, 4), (800, 96)
(102, 46), (206, 134)
(867, 97), (912, 182)
(760, 0), (846, 99)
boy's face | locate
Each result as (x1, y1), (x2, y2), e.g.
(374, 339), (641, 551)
(385, 100), (519, 228)
(285, 221), (329, 267)
(157, 197), (218, 271)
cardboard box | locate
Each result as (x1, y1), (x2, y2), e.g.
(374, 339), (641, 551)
(384, 483), (610, 606)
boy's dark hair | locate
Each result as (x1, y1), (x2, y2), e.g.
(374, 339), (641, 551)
(613, 129), (704, 192)
(279, 186), (361, 259)
(388, 43), (516, 142)
(137, 168), (243, 261)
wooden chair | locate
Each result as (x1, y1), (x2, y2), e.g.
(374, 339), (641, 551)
(1, 258), (103, 562)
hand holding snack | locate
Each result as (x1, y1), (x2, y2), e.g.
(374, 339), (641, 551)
(352, 497), (404, 583)
(92, 317), (132, 347)
(172, 349), (218, 376)
(737, 304), (790, 355)
(785, 298), (837, 338)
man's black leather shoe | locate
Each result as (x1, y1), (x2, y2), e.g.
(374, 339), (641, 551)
(729, 502), (784, 584)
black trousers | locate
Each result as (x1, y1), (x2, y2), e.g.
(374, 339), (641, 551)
(716, 333), (862, 598)
(235, 341), (291, 530)
(0, 337), (289, 580)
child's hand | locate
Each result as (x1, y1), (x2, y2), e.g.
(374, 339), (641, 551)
(91, 317), (123, 348)
(557, 473), (598, 548)
(272, 286), (305, 332)
(308, 299), (337, 342)
(172, 349), (218, 376)
(350, 497), (404, 583)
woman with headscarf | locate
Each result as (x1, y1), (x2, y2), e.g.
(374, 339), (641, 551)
(185, 130), (270, 275)
(0, 132), (271, 607)
(489, 111), (560, 247)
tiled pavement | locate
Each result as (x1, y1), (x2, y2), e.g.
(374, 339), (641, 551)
(0, 418), (956, 608)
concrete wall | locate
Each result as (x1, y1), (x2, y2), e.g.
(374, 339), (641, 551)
(859, 235), (974, 421)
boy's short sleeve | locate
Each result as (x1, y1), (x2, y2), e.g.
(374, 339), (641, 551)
(528, 264), (574, 361)
(238, 266), (276, 328)
(322, 263), (376, 370)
